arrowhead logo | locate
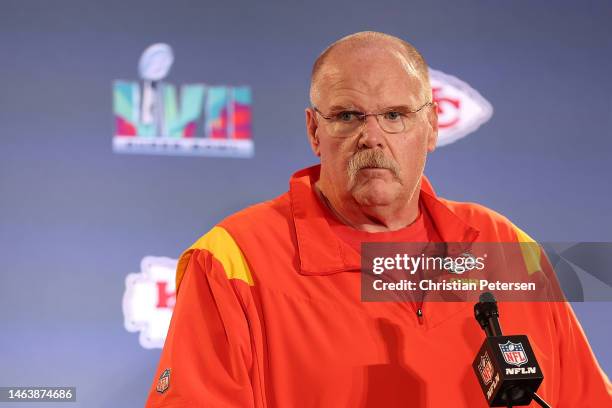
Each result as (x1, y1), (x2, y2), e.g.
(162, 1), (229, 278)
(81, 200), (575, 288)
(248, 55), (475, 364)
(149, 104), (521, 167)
(123, 256), (177, 349)
(429, 68), (493, 146)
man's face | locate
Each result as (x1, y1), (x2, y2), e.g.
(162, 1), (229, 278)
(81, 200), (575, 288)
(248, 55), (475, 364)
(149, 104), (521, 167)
(306, 47), (438, 208)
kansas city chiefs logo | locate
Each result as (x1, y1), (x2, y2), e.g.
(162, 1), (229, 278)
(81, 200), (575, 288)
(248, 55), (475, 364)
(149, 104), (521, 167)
(123, 256), (177, 348)
(429, 69), (493, 146)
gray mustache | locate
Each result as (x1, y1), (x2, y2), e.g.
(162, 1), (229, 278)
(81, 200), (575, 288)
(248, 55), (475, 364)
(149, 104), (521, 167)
(347, 150), (400, 180)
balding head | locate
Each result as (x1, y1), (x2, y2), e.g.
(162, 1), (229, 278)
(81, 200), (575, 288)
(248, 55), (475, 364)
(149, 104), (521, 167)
(309, 31), (431, 106)
(304, 31), (438, 230)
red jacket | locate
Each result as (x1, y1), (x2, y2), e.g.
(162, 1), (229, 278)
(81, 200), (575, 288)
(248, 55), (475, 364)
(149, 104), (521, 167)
(146, 165), (611, 407)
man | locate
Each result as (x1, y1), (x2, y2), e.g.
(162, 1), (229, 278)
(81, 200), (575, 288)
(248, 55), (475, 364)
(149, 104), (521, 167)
(146, 32), (611, 407)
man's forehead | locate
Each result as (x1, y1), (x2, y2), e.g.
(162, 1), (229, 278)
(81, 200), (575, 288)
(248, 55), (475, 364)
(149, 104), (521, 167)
(314, 50), (423, 108)
(322, 43), (412, 74)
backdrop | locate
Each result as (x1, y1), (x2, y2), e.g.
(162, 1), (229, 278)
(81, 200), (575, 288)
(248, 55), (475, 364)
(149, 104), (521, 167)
(1, 1), (610, 406)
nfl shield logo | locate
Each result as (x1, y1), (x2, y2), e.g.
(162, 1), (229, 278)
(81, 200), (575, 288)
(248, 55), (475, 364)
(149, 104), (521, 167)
(499, 341), (528, 367)
(478, 352), (495, 385)
(156, 368), (170, 393)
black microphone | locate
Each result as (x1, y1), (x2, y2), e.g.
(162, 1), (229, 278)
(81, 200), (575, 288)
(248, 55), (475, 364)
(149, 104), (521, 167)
(474, 292), (503, 337)
(472, 292), (550, 407)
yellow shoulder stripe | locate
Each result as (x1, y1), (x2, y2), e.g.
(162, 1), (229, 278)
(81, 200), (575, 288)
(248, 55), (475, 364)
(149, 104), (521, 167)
(176, 226), (254, 290)
(513, 224), (541, 275)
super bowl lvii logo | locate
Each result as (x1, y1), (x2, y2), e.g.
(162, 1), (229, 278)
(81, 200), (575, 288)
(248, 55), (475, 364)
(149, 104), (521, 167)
(113, 43), (253, 157)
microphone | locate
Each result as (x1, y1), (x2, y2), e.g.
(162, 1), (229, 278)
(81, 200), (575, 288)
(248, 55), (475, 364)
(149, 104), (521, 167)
(474, 292), (503, 337)
(472, 292), (550, 407)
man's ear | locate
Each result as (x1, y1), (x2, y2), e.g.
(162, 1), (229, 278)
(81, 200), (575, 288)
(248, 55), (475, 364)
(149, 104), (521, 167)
(305, 108), (321, 157)
(426, 102), (439, 152)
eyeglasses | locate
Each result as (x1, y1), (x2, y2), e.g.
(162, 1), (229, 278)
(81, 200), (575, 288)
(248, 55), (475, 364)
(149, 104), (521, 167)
(312, 101), (433, 136)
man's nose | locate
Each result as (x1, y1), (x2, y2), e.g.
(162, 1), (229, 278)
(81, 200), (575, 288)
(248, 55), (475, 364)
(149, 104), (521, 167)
(358, 115), (386, 149)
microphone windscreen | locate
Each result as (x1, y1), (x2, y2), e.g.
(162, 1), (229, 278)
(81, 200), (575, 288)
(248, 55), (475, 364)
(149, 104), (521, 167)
(479, 292), (496, 303)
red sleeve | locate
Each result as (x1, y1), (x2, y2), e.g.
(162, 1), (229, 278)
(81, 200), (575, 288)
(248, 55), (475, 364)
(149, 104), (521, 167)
(145, 249), (265, 407)
(534, 247), (612, 406)
(553, 300), (612, 407)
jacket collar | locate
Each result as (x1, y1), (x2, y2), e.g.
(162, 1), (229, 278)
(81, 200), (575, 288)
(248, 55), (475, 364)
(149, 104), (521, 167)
(289, 165), (480, 276)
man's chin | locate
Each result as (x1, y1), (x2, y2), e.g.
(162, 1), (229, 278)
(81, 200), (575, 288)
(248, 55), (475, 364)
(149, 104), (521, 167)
(350, 179), (400, 206)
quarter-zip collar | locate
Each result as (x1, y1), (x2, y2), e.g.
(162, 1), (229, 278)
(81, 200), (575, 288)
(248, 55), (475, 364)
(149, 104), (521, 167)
(289, 165), (480, 275)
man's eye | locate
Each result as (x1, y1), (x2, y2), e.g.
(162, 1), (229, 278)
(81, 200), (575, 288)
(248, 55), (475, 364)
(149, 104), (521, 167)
(384, 111), (402, 121)
(335, 112), (359, 122)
